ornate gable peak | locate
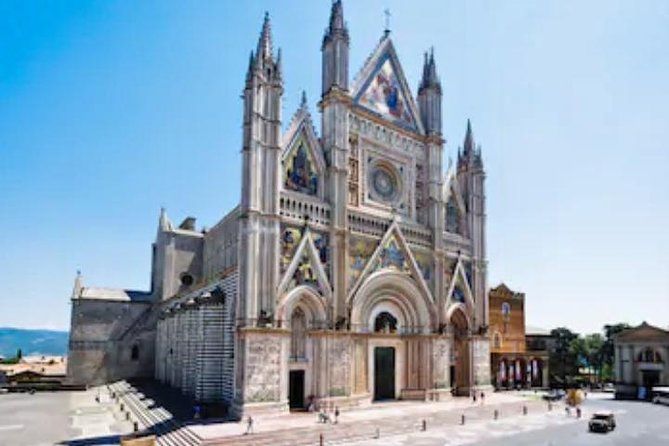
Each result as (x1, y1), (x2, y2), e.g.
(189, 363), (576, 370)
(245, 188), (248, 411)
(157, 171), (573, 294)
(351, 36), (424, 135)
(282, 95), (325, 171)
(348, 220), (433, 303)
(277, 227), (332, 298)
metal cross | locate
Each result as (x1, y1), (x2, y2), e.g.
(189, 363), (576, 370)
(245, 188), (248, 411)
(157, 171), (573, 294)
(384, 8), (392, 33)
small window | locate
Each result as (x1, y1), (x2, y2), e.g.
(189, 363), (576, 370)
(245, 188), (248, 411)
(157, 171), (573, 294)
(131, 345), (140, 361)
(180, 273), (194, 287)
(502, 302), (511, 318)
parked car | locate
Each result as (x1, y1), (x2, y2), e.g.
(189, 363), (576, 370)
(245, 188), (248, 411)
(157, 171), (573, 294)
(602, 383), (615, 393)
(543, 389), (564, 401)
(589, 411), (616, 433)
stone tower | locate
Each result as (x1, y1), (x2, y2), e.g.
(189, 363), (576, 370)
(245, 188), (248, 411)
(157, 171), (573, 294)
(239, 13), (283, 324)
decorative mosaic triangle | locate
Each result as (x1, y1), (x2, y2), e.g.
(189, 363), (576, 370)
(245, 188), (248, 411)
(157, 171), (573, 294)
(357, 55), (417, 129)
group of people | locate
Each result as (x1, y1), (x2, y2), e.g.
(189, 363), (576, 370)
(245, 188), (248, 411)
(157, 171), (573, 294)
(317, 406), (340, 424)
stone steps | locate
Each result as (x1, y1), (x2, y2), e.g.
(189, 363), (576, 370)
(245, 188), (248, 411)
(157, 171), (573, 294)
(109, 381), (202, 446)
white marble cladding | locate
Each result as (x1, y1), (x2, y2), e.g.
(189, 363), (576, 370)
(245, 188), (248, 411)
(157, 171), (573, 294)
(279, 192), (331, 228)
(349, 113), (425, 159)
(348, 210), (432, 248)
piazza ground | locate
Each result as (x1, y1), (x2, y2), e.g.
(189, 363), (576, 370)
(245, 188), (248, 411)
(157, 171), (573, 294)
(1, 390), (668, 445)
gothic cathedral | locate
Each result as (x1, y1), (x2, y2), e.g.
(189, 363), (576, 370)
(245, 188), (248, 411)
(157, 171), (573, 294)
(67, 1), (491, 418)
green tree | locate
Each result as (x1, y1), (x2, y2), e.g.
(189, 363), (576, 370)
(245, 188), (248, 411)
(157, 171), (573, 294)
(601, 323), (630, 382)
(550, 327), (579, 387)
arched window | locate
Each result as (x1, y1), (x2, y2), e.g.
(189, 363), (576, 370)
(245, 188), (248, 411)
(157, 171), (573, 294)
(290, 307), (307, 361)
(131, 344), (139, 361)
(374, 312), (398, 333)
(638, 347), (662, 363)
(501, 302), (511, 319)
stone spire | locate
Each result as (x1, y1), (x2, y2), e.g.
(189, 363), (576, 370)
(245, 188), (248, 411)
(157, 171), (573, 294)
(71, 270), (83, 299)
(300, 90), (308, 110)
(158, 207), (173, 232)
(419, 48), (441, 92)
(458, 120), (483, 170)
(322, 0), (349, 94)
(256, 12), (273, 64)
(417, 48), (442, 135)
(247, 12), (281, 83)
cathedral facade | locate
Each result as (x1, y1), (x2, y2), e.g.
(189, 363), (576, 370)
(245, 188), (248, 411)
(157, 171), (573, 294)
(67, 1), (491, 418)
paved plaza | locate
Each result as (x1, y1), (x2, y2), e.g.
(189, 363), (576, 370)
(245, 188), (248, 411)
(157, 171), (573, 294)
(1, 389), (667, 445)
(344, 393), (669, 446)
(0, 389), (132, 446)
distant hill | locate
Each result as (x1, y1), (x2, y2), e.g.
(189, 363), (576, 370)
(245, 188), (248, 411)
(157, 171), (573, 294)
(0, 327), (68, 358)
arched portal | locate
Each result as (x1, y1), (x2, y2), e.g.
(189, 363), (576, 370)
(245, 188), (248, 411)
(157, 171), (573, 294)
(448, 305), (471, 396)
(277, 286), (328, 411)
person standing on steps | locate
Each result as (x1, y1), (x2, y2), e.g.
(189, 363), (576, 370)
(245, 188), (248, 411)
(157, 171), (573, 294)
(245, 416), (254, 435)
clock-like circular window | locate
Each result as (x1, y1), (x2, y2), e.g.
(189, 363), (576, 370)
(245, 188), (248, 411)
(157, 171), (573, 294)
(369, 163), (401, 203)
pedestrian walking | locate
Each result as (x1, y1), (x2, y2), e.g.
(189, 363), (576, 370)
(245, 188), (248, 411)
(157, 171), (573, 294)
(565, 406), (571, 417)
(480, 391), (485, 405)
(576, 407), (582, 419)
(245, 416), (254, 435)
(334, 406), (340, 424)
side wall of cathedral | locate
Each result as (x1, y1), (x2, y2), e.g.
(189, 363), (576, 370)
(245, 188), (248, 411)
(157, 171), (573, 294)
(67, 298), (156, 386)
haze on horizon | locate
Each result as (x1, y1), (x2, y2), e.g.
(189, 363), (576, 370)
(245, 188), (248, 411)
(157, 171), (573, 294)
(1, 0), (667, 335)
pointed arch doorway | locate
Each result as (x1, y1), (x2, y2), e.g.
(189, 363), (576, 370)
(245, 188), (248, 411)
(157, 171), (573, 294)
(450, 307), (471, 396)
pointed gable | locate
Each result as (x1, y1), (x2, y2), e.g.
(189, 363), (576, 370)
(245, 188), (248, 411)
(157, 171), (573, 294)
(278, 228), (332, 299)
(352, 37), (423, 133)
(348, 221), (433, 303)
(282, 96), (325, 197)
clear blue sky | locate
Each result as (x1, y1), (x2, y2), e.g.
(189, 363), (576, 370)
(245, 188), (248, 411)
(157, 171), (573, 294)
(1, 1), (667, 333)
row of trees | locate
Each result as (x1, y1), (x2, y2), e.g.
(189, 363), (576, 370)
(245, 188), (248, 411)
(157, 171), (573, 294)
(549, 323), (630, 386)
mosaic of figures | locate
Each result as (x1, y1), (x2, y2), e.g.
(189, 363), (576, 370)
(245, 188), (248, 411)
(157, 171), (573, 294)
(348, 236), (377, 290)
(284, 137), (318, 196)
(280, 226), (329, 280)
(359, 57), (414, 128)
(373, 235), (410, 273)
(412, 249), (433, 289)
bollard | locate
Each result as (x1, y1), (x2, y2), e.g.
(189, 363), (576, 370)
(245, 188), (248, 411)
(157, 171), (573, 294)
(523, 405), (528, 416)
(120, 403), (124, 411)
(133, 421), (139, 432)
(374, 428), (380, 439)
(319, 433), (324, 446)
(461, 414), (466, 425)
(125, 411), (130, 420)
(493, 409), (499, 420)
(422, 419), (427, 431)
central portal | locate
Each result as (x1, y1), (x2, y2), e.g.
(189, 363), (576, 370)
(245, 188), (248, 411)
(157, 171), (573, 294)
(374, 347), (396, 401)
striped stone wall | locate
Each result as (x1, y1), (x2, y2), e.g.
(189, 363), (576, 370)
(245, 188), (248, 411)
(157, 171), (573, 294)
(154, 270), (238, 405)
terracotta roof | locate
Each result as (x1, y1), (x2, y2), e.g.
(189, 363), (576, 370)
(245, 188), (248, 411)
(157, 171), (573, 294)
(615, 322), (669, 343)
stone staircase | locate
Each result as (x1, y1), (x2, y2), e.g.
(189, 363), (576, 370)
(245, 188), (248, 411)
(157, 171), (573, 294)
(108, 381), (202, 446)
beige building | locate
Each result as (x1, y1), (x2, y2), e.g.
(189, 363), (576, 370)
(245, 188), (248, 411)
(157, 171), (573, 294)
(68, 1), (493, 418)
(614, 322), (669, 397)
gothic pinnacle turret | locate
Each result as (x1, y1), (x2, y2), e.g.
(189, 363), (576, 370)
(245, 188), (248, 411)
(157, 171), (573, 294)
(458, 119), (483, 170)
(417, 48), (442, 135)
(322, 0), (349, 94)
(247, 12), (282, 84)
